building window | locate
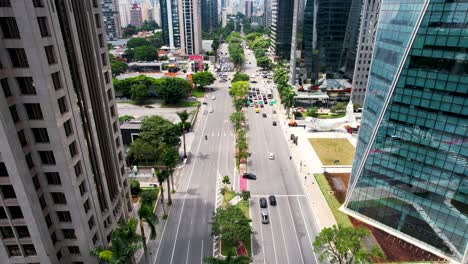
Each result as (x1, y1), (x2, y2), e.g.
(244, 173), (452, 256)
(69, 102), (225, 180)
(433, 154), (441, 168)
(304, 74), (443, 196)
(57, 211), (72, 222)
(25, 153), (34, 169)
(44, 45), (56, 64)
(32, 128), (49, 143)
(0, 0), (11, 7)
(17, 129), (27, 146)
(24, 103), (43, 120)
(51, 192), (67, 204)
(113, 121), (118, 133)
(51, 72), (62, 90)
(92, 0), (98, 7)
(0, 17), (20, 39)
(0, 163), (8, 177)
(0, 226), (14, 238)
(74, 161), (82, 177)
(88, 215), (95, 230)
(16, 226), (30, 238)
(94, 14), (101, 28)
(56, 249), (62, 260)
(39, 151), (56, 165)
(92, 233), (98, 244)
(1, 78), (11, 97)
(7, 48), (29, 68)
(33, 0), (44, 7)
(9, 105), (19, 122)
(0, 185), (16, 199)
(45, 213), (52, 227)
(79, 181), (86, 196)
(46, 172), (61, 185)
(101, 53), (108, 66)
(68, 246), (80, 255)
(39, 195), (47, 209)
(6, 245), (21, 257)
(64, 119), (73, 136)
(8, 206), (23, 218)
(0, 207), (6, 218)
(83, 199), (90, 213)
(104, 71), (110, 84)
(17, 77), (36, 95)
(107, 89), (113, 101)
(69, 141), (78, 157)
(51, 231), (57, 244)
(58, 96), (68, 114)
(37, 17), (50, 37)
(32, 174), (40, 189)
(115, 137), (120, 147)
(110, 105), (115, 117)
(62, 229), (76, 239)
(98, 34), (104, 47)
(118, 151), (123, 161)
(23, 244), (36, 256)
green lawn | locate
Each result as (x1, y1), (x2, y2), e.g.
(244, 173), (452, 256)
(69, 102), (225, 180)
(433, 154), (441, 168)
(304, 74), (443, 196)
(161, 100), (200, 108)
(302, 112), (346, 119)
(308, 138), (355, 165)
(314, 174), (352, 227)
(191, 88), (205, 98)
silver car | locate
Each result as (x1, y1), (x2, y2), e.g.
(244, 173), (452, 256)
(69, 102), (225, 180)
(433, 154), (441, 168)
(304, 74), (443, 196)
(261, 212), (269, 224)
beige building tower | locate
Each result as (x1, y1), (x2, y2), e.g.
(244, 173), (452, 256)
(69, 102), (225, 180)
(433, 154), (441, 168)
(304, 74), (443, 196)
(0, 0), (131, 263)
(179, 0), (202, 54)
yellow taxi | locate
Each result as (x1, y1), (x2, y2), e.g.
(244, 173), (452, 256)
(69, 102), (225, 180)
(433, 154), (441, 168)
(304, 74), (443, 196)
(255, 108), (260, 113)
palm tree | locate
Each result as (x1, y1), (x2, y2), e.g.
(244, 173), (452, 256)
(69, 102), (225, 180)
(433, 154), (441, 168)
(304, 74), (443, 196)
(177, 110), (190, 158)
(162, 145), (179, 192)
(282, 88), (297, 118)
(91, 218), (142, 264)
(138, 203), (158, 252)
(156, 170), (168, 215)
(204, 253), (251, 264)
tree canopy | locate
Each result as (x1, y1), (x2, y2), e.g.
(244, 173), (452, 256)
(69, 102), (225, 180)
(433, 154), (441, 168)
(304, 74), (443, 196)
(110, 54), (128, 76)
(228, 43), (245, 68)
(155, 77), (192, 104)
(133, 45), (157, 61)
(127, 37), (150, 49)
(313, 225), (385, 264)
(193, 71), (216, 88)
(230, 81), (249, 98)
(257, 56), (272, 70)
(232, 72), (249, 83)
(139, 115), (181, 148)
(211, 205), (252, 249)
(130, 83), (149, 105)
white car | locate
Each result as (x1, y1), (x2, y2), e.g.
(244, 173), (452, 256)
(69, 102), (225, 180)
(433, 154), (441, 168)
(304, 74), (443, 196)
(211, 95), (216, 100)
(209, 108), (214, 113)
(269, 153), (275, 160)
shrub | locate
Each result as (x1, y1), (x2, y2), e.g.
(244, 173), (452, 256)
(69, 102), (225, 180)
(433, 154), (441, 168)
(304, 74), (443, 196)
(241, 190), (250, 201)
(140, 189), (158, 206)
(223, 175), (231, 184)
(221, 186), (228, 195)
(130, 179), (141, 196)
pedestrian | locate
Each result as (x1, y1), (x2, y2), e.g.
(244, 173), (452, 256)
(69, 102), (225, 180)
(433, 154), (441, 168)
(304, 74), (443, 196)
(289, 156), (292, 160)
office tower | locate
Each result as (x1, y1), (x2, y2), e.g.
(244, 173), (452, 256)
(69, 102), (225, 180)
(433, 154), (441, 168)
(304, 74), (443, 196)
(129, 3), (142, 26)
(101, 0), (122, 41)
(339, 0), (362, 79)
(153, 0), (162, 26)
(270, 0), (294, 59)
(302, 0), (353, 83)
(263, 0), (272, 28)
(0, 0), (131, 263)
(119, 0), (131, 27)
(221, 8), (228, 27)
(245, 0), (253, 18)
(344, 1), (468, 263)
(201, 0), (218, 33)
(180, 0), (202, 54)
(289, 0), (305, 85)
(160, 0), (181, 48)
(350, 0), (380, 104)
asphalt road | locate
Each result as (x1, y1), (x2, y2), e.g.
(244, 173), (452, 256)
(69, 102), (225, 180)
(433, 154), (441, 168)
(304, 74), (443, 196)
(147, 44), (235, 264)
(243, 48), (322, 264)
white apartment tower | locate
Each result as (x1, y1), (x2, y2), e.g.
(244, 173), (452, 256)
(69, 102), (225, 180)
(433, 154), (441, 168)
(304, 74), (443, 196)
(101, 0), (121, 41)
(179, 0), (202, 54)
(0, 0), (131, 263)
(351, 0), (381, 104)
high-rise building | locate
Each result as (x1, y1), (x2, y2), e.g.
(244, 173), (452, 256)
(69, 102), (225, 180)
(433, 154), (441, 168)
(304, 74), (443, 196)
(129, 3), (142, 26)
(350, 0), (380, 104)
(245, 0), (253, 18)
(263, 0), (272, 28)
(343, 1), (468, 263)
(201, 0), (218, 33)
(119, 0), (131, 27)
(0, 0), (131, 263)
(270, 0), (294, 59)
(179, 0), (202, 54)
(141, 0), (154, 22)
(160, 0), (181, 48)
(302, 0), (353, 83)
(289, 0), (305, 85)
(101, 0), (122, 41)
(338, 0), (362, 79)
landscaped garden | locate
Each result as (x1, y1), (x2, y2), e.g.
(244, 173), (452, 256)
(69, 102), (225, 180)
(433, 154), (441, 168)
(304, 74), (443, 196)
(308, 138), (355, 165)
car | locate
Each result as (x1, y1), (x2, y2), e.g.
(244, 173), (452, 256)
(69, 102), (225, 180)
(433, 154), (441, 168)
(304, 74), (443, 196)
(250, 80), (258, 83)
(144, 105), (154, 108)
(269, 153), (275, 160)
(255, 108), (260, 113)
(261, 212), (269, 224)
(269, 195), (277, 206)
(256, 88), (260, 92)
(211, 96), (216, 100)
(250, 103), (254, 107)
(219, 79), (227, 83)
(202, 102), (208, 105)
(272, 121), (277, 126)
(242, 173), (257, 180)
(209, 108), (214, 113)
(260, 198), (267, 208)
(262, 113), (267, 118)
(260, 104), (264, 108)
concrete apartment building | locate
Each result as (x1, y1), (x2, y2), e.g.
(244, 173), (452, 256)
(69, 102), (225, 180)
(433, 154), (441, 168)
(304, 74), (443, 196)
(0, 0), (131, 263)
(180, 0), (202, 54)
(350, 0), (381, 104)
(130, 3), (143, 27)
(101, 0), (121, 41)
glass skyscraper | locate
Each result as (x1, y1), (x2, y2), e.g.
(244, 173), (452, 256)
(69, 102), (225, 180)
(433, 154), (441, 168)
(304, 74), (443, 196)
(344, 0), (467, 263)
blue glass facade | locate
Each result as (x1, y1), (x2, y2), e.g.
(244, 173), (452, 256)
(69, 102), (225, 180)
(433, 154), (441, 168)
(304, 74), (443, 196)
(345, 0), (467, 262)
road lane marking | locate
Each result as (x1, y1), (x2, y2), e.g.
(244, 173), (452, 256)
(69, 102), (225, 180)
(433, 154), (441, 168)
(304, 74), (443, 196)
(267, 206), (279, 264)
(286, 197), (305, 264)
(201, 240), (204, 264)
(166, 101), (211, 264)
(255, 199), (267, 264)
(296, 197), (319, 264)
(185, 240), (190, 264)
(276, 200), (291, 264)
(251, 194), (305, 197)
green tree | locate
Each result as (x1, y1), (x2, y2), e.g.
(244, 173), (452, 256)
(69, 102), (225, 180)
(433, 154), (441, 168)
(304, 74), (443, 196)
(134, 45), (157, 61)
(122, 25), (138, 38)
(254, 48), (266, 59)
(313, 225), (385, 264)
(155, 77), (191, 104)
(230, 81), (249, 99)
(91, 218), (142, 263)
(148, 32), (164, 49)
(130, 179), (141, 196)
(140, 20), (160, 31)
(155, 169), (169, 215)
(211, 206), (252, 249)
(161, 145), (179, 205)
(110, 54), (128, 76)
(193, 71), (216, 89)
(232, 72), (249, 83)
(212, 38), (220, 51)
(274, 67), (289, 85)
(119, 115), (135, 123)
(230, 112), (245, 131)
(241, 190), (250, 201)
(129, 138), (158, 165)
(177, 110), (190, 158)
(307, 107), (318, 117)
(331, 102), (347, 113)
(257, 56), (272, 70)
(138, 203), (158, 252)
(131, 83), (149, 105)
(204, 254), (251, 264)
(282, 88), (297, 118)
(127, 37), (150, 49)
(140, 115), (181, 148)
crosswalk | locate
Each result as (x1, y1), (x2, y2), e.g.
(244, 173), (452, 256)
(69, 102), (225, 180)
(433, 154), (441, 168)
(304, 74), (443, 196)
(208, 131), (235, 137)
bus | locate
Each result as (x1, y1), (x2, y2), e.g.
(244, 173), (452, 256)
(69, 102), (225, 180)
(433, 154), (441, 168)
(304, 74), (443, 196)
(267, 89), (273, 99)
